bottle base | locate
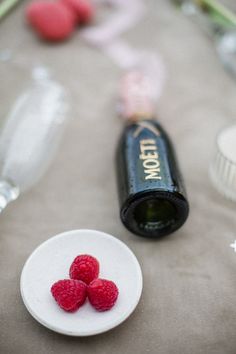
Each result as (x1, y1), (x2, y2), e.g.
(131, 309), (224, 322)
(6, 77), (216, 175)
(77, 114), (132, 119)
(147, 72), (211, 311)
(120, 191), (189, 238)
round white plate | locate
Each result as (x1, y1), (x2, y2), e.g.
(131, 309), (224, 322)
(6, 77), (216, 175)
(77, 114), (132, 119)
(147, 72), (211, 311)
(20, 229), (143, 336)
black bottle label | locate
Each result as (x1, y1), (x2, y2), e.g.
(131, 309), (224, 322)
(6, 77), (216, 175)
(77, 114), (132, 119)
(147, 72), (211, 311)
(124, 120), (175, 195)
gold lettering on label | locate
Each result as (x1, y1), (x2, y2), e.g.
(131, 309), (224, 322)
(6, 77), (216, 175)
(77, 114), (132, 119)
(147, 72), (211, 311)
(144, 169), (161, 180)
(143, 159), (160, 169)
(139, 139), (162, 180)
(139, 151), (158, 160)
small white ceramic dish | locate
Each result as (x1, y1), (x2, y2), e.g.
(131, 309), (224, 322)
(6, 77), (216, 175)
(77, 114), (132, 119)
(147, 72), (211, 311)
(20, 229), (143, 336)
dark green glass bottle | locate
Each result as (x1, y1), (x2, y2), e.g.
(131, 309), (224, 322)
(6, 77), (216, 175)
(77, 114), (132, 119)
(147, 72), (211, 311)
(116, 118), (189, 238)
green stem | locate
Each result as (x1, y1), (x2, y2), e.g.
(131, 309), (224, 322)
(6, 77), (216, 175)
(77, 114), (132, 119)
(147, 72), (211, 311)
(195, 0), (236, 27)
(0, 0), (22, 21)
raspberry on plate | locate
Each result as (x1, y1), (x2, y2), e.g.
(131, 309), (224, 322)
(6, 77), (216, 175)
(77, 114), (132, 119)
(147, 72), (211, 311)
(69, 254), (99, 285)
(26, 1), (76, 41)
(87, 278), (119, 311)
(51, 279), (87, 312)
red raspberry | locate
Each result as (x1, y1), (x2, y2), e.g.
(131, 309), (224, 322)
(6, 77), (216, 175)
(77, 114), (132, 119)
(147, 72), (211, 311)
(87, 278), (119, 311)
(26, 1), (76, 41)
(69, 254), (99, 285)
(51, 279), (87, 312)
(60, 0), (94, 24)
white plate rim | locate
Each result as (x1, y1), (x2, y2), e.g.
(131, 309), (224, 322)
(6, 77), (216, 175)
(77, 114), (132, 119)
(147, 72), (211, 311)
(20, 229), (143, 336)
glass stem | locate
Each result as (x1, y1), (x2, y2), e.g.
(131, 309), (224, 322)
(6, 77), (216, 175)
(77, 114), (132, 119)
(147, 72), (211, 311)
(0, 180), (19, 213)
(195, 0), (236, 27)
(0, 0), (22, 21)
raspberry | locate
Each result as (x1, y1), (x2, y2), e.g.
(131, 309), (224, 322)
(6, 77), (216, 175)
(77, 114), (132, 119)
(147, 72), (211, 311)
(26, 1), (76, 41)
(69, 254), (99, 284)
(87, 278), (119, 311)
(51, 279), (87, 312)
(60, 0), (94, 24)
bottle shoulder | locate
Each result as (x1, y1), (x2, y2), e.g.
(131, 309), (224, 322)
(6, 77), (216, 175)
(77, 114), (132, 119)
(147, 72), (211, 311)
(119, 119), (170, 142)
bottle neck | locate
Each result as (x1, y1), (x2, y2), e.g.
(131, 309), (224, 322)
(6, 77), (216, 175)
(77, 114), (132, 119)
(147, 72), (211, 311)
(118, 71), (157, 122)
(126, 114), (155, 125)
(0, 180), (19, 213)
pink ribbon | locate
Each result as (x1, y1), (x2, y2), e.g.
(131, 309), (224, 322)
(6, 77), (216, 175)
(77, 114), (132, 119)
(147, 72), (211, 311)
(81, 0), (166, 119)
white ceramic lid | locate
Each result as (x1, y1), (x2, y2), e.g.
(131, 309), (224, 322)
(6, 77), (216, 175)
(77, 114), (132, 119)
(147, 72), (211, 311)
(210, 124), (236, 201)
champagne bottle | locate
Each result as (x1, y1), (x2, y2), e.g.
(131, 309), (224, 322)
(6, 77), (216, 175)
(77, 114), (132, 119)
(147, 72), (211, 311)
(116, 118), (189, 238)
(116, 71), (189, 238)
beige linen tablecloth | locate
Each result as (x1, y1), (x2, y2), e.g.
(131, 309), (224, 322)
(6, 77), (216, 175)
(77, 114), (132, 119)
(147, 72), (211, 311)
(0, 1), (236, 353)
